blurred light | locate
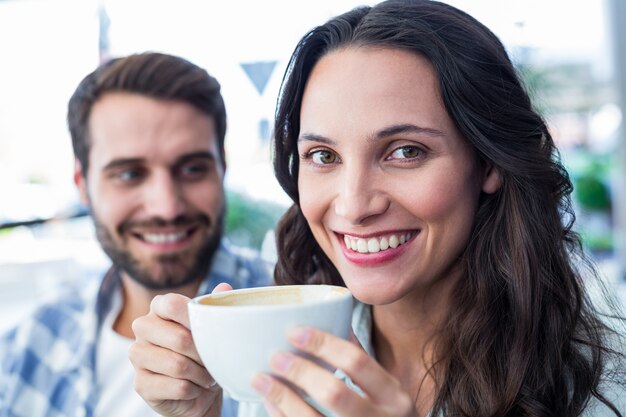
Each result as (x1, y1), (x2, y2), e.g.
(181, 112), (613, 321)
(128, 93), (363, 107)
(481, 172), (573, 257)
(590, 103), (622, 153)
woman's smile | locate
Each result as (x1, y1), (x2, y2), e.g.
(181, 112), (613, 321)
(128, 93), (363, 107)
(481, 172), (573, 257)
(342, 231), (418, 254)
(336, 230), (419, 267)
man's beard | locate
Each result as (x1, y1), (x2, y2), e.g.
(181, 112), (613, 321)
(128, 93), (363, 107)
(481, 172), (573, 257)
(92, 209), (225, 290)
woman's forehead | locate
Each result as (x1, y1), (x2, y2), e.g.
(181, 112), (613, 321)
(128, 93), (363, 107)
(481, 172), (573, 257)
(299, 47), (455, 141)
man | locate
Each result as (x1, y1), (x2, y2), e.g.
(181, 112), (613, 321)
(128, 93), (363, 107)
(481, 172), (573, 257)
(0, 52), (273, 417)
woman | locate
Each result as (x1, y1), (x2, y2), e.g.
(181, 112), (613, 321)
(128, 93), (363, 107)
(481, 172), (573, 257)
(130, 1), (626, 416)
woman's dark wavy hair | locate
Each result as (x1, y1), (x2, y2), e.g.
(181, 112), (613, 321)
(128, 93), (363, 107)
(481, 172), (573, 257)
(272, 0), (625, 415)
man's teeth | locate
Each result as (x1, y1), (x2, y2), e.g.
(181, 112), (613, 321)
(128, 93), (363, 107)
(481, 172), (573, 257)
(343, 232), (416, 254)
(142, 232), (187, 244)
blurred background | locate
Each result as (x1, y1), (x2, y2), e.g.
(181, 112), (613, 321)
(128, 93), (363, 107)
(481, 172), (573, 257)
(1, 0), (625, 331)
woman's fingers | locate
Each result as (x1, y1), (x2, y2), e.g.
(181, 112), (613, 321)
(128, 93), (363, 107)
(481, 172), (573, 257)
(262, 399), (286, 417)
(260, 352), (368, 417)
(348, 329), (361, 346)
(251, 373), (326, 417)
(286, 327), (410, 408)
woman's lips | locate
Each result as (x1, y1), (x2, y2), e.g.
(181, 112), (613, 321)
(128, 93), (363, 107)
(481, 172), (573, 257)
(338, 231), (418, 266)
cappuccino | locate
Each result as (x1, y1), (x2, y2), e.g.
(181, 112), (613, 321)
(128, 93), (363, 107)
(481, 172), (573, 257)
(188, 284), (353, 402)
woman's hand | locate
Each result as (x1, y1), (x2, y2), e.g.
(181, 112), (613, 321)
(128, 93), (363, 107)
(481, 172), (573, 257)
(129, 283), (233, 417)
(250, 327), (418, 417)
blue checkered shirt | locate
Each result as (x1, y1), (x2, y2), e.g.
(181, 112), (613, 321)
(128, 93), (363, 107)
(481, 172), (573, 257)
(0, 241), (274, 417)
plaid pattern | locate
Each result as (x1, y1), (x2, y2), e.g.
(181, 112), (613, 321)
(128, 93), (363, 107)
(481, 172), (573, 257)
(0, 241), (273, 417)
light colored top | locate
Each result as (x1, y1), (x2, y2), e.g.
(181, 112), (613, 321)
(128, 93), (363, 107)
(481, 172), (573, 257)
(94, 285), (157, 417)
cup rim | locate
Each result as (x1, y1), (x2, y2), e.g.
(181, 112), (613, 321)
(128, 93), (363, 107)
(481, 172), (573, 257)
(189, 284), (351, 310)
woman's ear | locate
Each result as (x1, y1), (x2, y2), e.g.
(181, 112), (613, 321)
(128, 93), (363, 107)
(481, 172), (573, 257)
(482, 163), (502, 194)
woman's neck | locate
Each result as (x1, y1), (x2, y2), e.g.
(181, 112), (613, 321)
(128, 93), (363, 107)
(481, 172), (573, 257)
(371, 275), (456, 416)
(373, 302), (437, 359)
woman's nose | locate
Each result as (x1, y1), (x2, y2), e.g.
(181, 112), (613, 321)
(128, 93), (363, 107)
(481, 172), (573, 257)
(333, 166), (390, 225)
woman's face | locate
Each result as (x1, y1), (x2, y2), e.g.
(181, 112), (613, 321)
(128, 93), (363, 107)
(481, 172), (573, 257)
(297, 47), (500, 305)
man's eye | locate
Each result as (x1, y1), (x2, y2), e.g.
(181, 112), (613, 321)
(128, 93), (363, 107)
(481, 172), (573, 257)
(117, 169), (142, 181)
(311, 150), (337, 164)
(390, 146), (422, 160)
(181, 163), (208, 176)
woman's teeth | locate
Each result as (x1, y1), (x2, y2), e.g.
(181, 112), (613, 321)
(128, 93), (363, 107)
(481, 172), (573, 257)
(343, 232), (416, 253)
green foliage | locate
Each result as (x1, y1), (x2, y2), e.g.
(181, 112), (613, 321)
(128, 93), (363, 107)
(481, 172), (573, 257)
(225, 190), (287, 249)
(574, 175), (611, 212)
(568, 153), (613, 213)
(579, 230), (614, 253)
(565, 150), (615, 252)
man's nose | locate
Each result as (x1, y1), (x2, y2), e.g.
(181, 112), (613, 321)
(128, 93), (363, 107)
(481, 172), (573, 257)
(143, 173), (186, 220)
(333, 165), (390, 225)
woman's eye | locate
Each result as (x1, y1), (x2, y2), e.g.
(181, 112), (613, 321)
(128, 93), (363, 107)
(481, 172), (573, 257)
(390, 146), (422, 160)
(311, 149), (337, 164)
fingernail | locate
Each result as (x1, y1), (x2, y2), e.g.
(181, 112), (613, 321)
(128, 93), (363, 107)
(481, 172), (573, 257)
(204, 378), (218, 389)
(271, 352), (294, 372)
(288, 327), (312, 347)
(251, 374), (272, 395)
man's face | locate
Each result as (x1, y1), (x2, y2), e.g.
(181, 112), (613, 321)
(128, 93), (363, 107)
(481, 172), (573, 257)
(75, 92), (226, 290)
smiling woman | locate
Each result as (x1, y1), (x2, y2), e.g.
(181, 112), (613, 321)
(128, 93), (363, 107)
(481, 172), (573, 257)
(129, 1), (625, 417)
(267, 2), (626, 416)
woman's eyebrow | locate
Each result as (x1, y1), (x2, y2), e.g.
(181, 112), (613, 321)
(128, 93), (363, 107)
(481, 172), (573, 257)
(374, 123), (445, 140)
(297, 124), (445, 145)
(297, 133), (336, 145)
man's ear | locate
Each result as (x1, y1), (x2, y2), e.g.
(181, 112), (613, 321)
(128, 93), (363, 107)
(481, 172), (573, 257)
(74, 158), (89, 206)
(482, 163), (502, 194)
(221, 159), (227, 181)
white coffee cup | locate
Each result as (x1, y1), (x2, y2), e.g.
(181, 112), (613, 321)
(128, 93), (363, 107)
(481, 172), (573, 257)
(188, 284), (353, 402)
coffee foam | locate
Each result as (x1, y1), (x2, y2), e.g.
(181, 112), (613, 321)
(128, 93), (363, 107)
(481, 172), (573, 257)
(199, 285), (349, 307)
